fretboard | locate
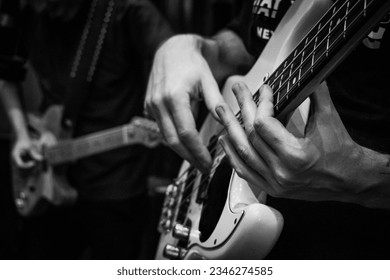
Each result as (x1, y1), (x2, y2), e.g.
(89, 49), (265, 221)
(44, 125), (130, 164)
(43, 117), (161, 165)
(245, 0), (390, 121)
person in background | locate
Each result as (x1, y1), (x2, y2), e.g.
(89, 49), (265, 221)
(144, 0), (390, 259)
(0, 0), (173, 259)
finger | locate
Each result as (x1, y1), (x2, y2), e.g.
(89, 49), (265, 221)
(200, 67), (226, 121)
(231, 82), (278, 166)
(29, 148), (43, 161)
(168, 92), (212, 172)
(216, 104), (268, 173)
(219, 135), (269, 190)
(13, 149), (39, 169)
(231, 82), (257, 129)
(255, 84), (297, 153)
(151, 101), (203, 169)
(144, 73), (159, 121)
(14, 154), (34, 169)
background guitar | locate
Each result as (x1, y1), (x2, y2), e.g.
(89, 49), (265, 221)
(12, 105), (162, 217)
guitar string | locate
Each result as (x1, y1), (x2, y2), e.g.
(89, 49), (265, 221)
(268, 0), (360, 110)
(46, 122), (159, 163)
(168, 0), (376, 219)
(47, 127), (125, 162)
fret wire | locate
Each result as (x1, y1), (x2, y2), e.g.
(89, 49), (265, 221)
(233, 0), (373, 121)
(364, 0), (367, 16)
(344, 1), (350, 38)
(47, 127), (125, 163)
(273, 0), (374, 111)
(266, 0), (368, 110)
(267, 0), (359, 90)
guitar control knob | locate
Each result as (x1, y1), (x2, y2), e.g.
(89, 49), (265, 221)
(172, 224), (190, 241)
(162, 208), (172, 218)
(166, 184), (178, 197)
(163, 244), (187, 259)
(15, 198), (25, 208)
(159, 219), (172, 231)
(19, 191), (27, 199)
(167, 197), (176, 207)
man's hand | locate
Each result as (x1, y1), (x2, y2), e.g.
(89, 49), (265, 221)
(216, 81), (371, 205)
(12, 131), (57, 169)
(144, 35), (228, 173)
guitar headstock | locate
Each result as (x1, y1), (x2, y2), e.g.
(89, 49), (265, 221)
(126, 117), (163, 148)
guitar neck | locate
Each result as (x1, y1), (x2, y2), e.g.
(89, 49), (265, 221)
(245, 0), (390, 121)
(44, 125), (129, 165)
(43, 117), (161, 165)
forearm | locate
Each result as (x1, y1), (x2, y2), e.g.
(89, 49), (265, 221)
(0, 79), (29, 140)
(201, 30), (255, 85)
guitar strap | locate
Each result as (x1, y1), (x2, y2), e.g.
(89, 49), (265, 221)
(61, 0), (115, 131)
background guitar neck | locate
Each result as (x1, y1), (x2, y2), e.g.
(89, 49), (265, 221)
(43, 118), (161, 165)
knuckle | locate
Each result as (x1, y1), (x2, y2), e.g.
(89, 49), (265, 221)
(273, 168), (292, 189)
(247, 126), (257, 142)
(286, 148), (311, 170)
(150, 95), (164, 109)
(165, 136), (180, 149)
(253, 117), (267, 134)
(293, 153), (310, 170)
(234, 165), (246, 179)
(177, 128), (196, 142)
(236, 145), (251, 164)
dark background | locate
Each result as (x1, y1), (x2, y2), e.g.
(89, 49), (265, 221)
(0, 0), (241, 259)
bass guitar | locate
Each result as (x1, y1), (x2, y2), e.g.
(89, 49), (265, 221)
(12, 105), (161, 217)
(156, 0), (390, 259)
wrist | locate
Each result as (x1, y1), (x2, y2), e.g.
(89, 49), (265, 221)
(353, 146), (390, 209)
(14, 127), (30, 142)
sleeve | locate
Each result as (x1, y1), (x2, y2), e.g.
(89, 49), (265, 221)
(121, 0), (174, 59)
(226, 0), (253, 45)
(0, 0), (27, 81)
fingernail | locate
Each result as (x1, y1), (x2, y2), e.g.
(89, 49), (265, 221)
(198, 162), (211, 174)
(231, 82), (242, 94)
(215, 105), (225, 117)
(260, 84), (271, 92)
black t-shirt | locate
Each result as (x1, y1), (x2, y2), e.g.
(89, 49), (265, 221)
(229, 0), (390, 259)
(1, 0), (173, 200)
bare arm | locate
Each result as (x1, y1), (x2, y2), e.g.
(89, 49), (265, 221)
(0, 80), (29, 140)
(0, 79), (42, 167)
(144, 30), (254, 172)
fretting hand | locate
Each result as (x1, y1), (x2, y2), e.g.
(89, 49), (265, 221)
(216, 81), (376, 205)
